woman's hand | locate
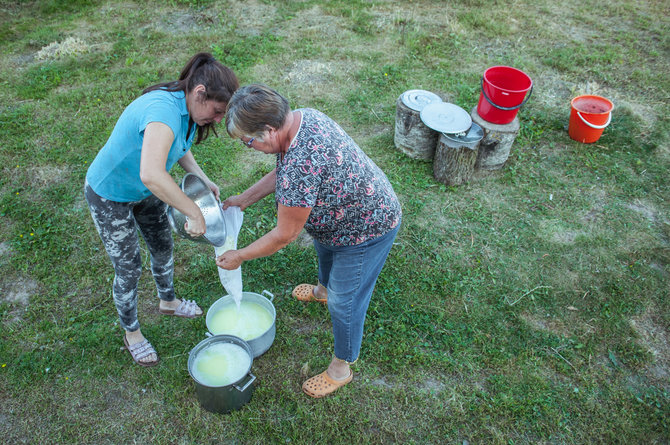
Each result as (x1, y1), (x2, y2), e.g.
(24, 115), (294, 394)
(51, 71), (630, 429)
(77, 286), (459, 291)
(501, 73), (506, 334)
(222, 194), (247, 210)
(185, 212), (207, 236)
(205, 178), (221, 201)
(216, 249), (243, 270)
(222, 168), (277, 211)
(177, 151), (220, 200)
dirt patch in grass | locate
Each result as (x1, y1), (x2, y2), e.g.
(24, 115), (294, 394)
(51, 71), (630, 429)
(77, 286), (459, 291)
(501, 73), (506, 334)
(26, 165), (71, 187)
(149, 10), (203, 35)
(221, 0), (279, 36)
(520, 310), (598, 342)
(630, 308), (670, 387)
(1, 276), (38, 305)
(283, 59), (334, 87)
(253, 56), (359, 105)
(625, 199), (659, 223)
(280, 5), (351, 39)
(1, 275), (38, 327)
(0, 242), (12, 258)
(537, 219), (582, 245)
(421, 376), (446, 393)
(520, 312), (572, 337)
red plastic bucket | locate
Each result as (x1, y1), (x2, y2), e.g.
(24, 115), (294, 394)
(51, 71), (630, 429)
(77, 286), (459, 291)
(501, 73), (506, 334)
(568, 95), (613, 143)
(477, 66), (533, 125)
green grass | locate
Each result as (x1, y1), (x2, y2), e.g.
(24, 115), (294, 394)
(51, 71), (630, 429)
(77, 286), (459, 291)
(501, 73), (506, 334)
(1, 0), (669, 443)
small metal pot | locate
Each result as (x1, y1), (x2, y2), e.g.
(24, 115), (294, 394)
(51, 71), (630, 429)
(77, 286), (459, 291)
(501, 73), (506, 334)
(188, 335), (256, 414)
(206, 290), (276, 358)
(441, 122), (484, 150)
(167, 173), (227, 247)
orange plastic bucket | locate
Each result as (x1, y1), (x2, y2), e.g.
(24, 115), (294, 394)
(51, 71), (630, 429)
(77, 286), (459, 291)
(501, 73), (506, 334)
(477, 66), (533, 125)
(568, 95), (613, 143)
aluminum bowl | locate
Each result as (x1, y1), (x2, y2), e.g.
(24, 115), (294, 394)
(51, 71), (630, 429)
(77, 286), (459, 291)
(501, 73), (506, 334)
(167, 173), (227, 247)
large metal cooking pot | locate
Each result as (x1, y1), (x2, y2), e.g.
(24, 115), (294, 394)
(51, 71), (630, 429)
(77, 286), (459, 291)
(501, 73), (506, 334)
(167, 173), (227, 247)
(188, 335), (256, 414)
(206, 290), (276, 358)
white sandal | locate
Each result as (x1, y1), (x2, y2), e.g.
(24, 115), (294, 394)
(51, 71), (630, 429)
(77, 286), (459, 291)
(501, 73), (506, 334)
(122, 335), (159, 367)
(158, 299), (202, 318)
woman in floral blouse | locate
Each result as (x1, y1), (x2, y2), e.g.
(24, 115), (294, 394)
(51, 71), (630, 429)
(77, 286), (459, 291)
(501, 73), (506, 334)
(216, 84), (401, 398)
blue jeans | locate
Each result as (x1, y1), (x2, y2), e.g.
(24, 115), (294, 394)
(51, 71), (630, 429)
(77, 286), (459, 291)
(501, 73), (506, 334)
(313, 224), (400, 363)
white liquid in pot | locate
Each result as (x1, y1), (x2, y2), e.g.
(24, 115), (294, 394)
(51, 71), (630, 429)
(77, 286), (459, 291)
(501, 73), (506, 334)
(209, 301), (273, 340)
(191, 343), (250, 387)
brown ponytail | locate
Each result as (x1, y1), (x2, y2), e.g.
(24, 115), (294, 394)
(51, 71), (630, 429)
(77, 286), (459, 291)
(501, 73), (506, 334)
(143, 52), (239, 144)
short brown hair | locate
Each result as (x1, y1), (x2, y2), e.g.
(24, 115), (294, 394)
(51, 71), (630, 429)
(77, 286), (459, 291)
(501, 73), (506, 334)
(225, 84), (290, 139)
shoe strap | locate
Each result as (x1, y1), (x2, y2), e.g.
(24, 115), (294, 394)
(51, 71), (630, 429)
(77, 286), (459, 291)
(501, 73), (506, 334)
(128, 339), (156, 360)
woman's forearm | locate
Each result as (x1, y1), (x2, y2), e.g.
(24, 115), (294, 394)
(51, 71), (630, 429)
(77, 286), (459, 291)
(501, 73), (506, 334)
(238, 226), (292, 261)
(238, 169), (277, 208)
(142, 169), (202, 220)
(215, 203), (311, 270)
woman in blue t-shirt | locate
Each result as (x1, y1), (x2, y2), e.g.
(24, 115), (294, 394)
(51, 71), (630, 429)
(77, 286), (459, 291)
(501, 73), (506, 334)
(85, 53), (238, 367)
(217, 84), (401, 397)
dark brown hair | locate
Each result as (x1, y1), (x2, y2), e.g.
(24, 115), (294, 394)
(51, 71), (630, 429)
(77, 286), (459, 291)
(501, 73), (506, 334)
(143, 52), (238, 144)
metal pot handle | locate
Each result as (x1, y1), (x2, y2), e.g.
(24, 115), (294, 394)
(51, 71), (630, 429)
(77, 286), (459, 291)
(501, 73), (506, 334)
(262, 290), (275, 302)
(234, 373), (256, 392)
(205, 332), (213, 338)
(480, 77), (533, 111)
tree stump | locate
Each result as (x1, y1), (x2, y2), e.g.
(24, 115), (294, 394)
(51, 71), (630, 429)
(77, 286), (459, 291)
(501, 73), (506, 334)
(433, 133), (479, 186)
(394, 96), (439, 161)
(471, 106), (520, 170)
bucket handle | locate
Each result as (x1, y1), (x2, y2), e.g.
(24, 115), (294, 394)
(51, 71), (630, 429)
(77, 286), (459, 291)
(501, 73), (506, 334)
(577, 111), (611, 129)
(480, 78), (533, 111)
(233, 372), (256, 392)
(262, 289), (275, 302)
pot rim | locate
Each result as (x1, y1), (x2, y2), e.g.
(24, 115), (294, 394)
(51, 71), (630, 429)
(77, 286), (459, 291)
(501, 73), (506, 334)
(205, 291), (277, 338)
(188, 334), (253, 388)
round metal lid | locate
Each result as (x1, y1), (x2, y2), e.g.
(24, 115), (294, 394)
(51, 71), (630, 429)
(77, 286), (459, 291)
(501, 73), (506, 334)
(443, 122), (484, 143)
(400, 89), (442, 111)
(420, 102), (472, 134)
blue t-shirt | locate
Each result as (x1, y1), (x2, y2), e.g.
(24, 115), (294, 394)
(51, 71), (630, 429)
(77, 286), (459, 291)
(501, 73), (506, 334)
(86, 89), (195, 202)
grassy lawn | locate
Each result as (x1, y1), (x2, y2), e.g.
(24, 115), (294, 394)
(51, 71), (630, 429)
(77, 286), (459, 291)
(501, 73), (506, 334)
(0, 0), (668, 443)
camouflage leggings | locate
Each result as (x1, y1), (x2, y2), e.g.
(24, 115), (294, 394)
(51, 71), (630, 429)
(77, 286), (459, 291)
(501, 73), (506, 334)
(85, 181), (175, 332)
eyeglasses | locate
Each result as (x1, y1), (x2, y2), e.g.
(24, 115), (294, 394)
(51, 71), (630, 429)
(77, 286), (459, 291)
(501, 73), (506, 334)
(242, 137), (255, 147)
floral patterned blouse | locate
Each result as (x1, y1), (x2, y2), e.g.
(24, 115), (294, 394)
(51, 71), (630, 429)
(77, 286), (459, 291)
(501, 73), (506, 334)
(275, 108), (401, 246)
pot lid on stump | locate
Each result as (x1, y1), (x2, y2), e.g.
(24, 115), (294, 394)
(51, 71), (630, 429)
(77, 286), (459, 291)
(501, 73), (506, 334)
(400, 89), (442, 111)
(420, 102), (472, 134)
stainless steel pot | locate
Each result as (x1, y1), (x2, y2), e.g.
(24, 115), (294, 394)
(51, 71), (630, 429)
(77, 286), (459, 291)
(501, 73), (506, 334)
(167, 173), (227, 247)
(206, 290), (276, 358)
(441, 122), (484, 150)
(188, 335), (256, 414)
